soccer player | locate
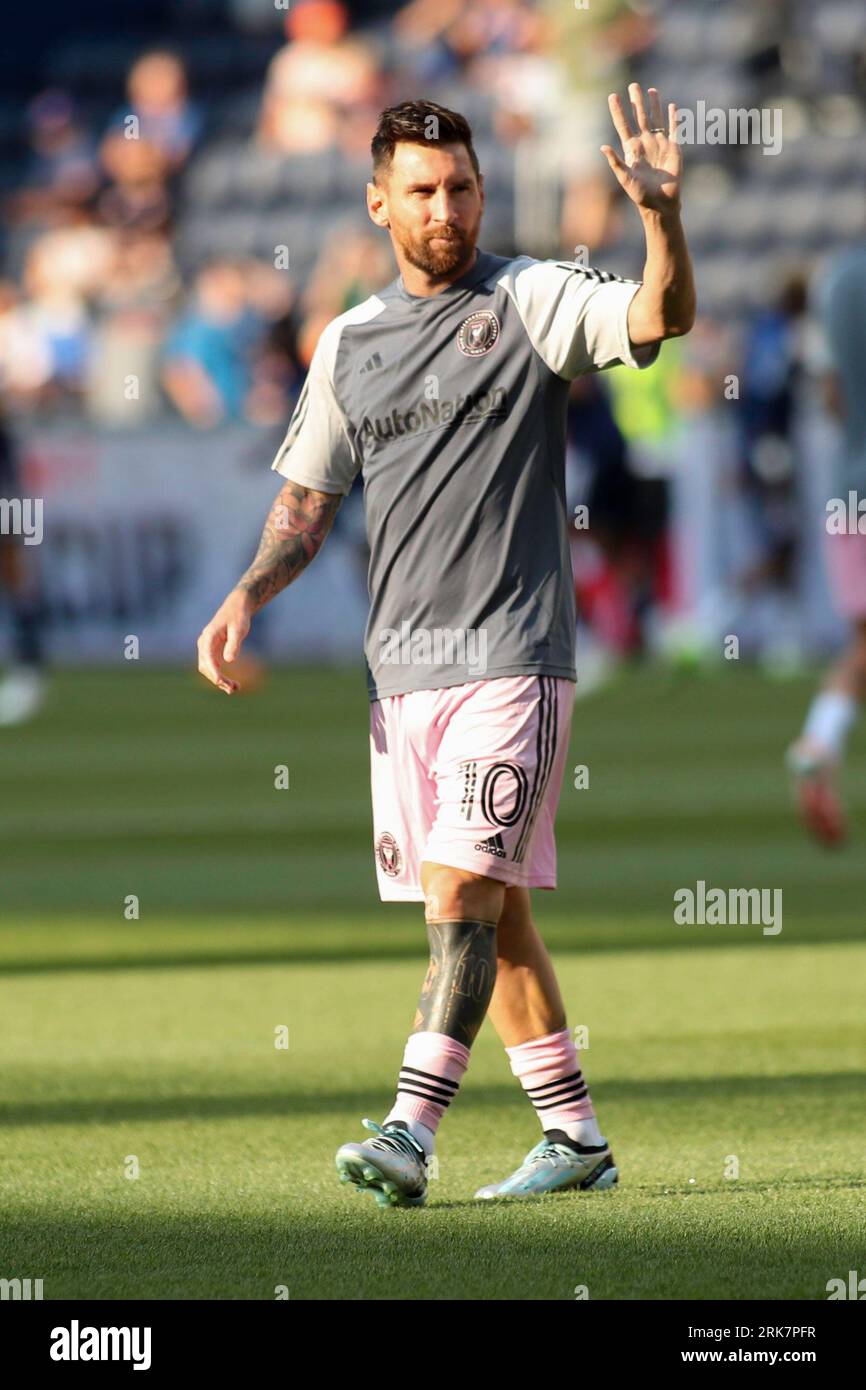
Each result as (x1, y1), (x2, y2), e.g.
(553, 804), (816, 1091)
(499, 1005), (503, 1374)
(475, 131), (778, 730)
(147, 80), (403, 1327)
(197, 89), (695, 1205)
(786, 242), (866, 845)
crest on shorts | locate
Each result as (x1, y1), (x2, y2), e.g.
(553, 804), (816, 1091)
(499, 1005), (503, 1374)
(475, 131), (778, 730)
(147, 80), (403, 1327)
(456, 310), (500, 357)
(375, 831), (402, 877)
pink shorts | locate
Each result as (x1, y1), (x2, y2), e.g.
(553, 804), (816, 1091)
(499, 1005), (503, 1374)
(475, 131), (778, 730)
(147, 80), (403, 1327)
(369, 674), (576, 902)
(826, 531), (866, 620)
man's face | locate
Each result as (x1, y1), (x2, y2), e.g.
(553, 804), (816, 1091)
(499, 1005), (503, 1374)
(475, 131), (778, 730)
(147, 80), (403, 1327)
(368, 141), (484, 278)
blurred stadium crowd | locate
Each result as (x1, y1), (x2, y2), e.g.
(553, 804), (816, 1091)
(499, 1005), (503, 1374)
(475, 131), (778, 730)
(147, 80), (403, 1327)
(2, 0), (866, 670)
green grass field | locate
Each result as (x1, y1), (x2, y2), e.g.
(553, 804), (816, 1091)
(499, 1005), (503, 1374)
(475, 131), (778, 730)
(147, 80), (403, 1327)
(1, 665), (864, 1300)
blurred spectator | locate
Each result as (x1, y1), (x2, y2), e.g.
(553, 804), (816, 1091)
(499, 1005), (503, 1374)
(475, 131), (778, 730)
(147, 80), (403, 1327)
(0, 280), (53, 407)
(97, 131), (172, 233)
(104, 51), (203, 173)
(665, 317), (761, 657)
(606, 330), (685, 474)
(161, 259), (267, 427)
(541, 0), (656, 252)
(0, 220), (114, 413)
(298, 225), (395, 365)
(567, 374), (671, 657)
(7, 90), (99, 226)
(241, 261), (303, 426)
(258, 1), (382, 156)
(395, 0), (546, 78)
(734, 273), (808, 606)
(87, 231), (182, 426)
(227, 0), (288, 36)
(785, 228), (866, 835)
(95, 46), (199, 236)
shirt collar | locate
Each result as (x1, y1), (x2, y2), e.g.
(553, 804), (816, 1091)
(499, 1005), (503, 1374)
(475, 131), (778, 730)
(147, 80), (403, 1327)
(395, 248), (489, 303)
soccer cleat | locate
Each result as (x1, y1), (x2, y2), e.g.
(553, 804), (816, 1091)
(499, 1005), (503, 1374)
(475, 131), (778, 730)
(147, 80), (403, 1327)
(474, 1129), (618, 1199)
(335, 1118), (428, 1208)
(785, 740), (847, 846)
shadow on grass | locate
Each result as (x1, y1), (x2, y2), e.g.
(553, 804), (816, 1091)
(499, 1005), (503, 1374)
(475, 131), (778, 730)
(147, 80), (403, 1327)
(1, 917), (863, 976)
(1, 1071), (861, 1129)
(0, 1203), (857, 1300)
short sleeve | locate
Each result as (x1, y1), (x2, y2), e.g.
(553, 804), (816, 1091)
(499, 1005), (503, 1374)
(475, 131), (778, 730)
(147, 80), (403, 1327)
(500, 256), (662, 381)
(271, 318), (360, 496)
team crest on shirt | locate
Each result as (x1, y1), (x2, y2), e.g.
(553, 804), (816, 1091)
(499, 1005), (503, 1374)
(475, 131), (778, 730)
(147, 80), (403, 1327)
(375, 831), (402, 877)
(456, 310), (500, 357)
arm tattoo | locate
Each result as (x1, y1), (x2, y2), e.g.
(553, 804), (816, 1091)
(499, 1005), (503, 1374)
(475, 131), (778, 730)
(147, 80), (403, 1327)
(236, 481), (342, 610)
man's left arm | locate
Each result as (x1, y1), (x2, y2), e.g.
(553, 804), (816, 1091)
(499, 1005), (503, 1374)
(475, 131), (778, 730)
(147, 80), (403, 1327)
(601, 83), (696, 345)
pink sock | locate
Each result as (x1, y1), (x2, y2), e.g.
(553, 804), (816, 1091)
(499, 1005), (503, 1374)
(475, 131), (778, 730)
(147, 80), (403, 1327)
(506, 1027), (596, 1133)
(383, 1031), (470, 1144)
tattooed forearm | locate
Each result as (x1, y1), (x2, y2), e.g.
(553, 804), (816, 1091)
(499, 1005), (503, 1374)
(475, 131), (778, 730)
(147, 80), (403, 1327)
(235, 481), (342, 610)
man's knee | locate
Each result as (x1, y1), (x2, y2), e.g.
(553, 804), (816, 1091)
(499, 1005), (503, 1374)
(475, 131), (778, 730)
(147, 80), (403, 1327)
(415, 864), (504, 1046)
(421, 861), (506, 924)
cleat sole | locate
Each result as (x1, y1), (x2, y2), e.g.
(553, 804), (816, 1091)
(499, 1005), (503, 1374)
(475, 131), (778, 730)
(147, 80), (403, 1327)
(335, 1152), (427, 1209)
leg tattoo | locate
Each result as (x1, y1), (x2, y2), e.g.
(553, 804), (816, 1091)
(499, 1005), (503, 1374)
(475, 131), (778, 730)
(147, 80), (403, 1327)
(412, 919), (498, 1048)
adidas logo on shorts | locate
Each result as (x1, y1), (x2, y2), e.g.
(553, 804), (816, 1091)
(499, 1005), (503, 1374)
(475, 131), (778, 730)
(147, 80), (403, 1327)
(475, 832), (507, 858)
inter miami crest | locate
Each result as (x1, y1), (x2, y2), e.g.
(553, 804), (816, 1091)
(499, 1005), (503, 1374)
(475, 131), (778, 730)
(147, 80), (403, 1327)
(375, 831), (402, 877)
(456, 310), (500, 357)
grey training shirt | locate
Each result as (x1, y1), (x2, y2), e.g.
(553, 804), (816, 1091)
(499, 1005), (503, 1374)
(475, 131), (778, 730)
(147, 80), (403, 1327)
(272, 248), (661, 699)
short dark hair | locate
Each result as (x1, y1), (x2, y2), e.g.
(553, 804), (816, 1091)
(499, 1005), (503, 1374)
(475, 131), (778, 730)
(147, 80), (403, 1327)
(371, 99), (480, 185)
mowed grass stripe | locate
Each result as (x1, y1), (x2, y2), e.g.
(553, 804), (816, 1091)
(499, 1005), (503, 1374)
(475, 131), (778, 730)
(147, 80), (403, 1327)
(1, 939), (863, 1298)
(0, 666), (863, 1298)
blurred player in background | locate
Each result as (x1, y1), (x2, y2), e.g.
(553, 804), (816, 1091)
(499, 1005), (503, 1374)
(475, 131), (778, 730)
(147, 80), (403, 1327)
(197, 90), (694, 1206)
(787, 242), (866, 844)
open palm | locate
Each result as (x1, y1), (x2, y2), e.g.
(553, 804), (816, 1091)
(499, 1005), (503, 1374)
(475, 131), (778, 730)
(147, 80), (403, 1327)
(601, 83), (682, 214)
